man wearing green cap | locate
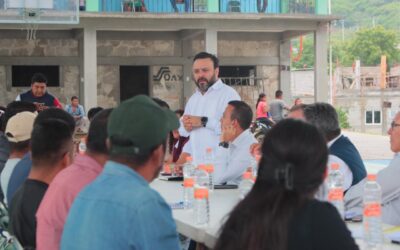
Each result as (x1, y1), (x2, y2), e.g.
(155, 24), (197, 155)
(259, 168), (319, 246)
(60, 95), (180, 250)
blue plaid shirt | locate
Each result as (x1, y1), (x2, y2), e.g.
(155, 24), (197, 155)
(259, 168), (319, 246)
(61, 161), (180, 250)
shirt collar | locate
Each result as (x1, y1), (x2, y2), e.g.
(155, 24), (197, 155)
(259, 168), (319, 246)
(103, 160), (148, 187)
(327, 133), (342, 147)
(231, 129), (252, 148)
(195, 79), (223, 94)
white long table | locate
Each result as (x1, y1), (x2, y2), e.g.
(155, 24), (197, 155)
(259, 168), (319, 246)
(151, 179), (400, 250)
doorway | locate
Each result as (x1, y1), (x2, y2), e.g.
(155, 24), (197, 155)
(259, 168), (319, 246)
(120, 66), (149, 101)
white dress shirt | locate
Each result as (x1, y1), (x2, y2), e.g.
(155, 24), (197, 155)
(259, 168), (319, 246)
(213, 129), (257, 185)
(345, 153), (400, 226)
(328, 134), (353, 191)
(180, 79), (240, 165)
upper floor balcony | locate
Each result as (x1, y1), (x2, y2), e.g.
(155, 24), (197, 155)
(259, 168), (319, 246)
(83, 0), (329, 15)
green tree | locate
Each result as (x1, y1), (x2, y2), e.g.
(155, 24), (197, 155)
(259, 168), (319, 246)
(336, 107), (350, 129)
(291, 35), (314, 70)
(346, 26), (400, 66)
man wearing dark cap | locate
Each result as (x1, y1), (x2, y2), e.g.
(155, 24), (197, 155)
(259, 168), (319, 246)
(61, 95), (180, 250)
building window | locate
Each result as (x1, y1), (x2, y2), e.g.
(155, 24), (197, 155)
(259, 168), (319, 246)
(12, 65), (60, 87)
(219, 66), (256, 86)
(193, 0), (207, 12)
(365, 110), (381, 125)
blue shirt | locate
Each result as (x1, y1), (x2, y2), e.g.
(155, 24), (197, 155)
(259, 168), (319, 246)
(61, 161), (180, 250)
(7, 153), (31, 205)
(65, 104), (85, 118)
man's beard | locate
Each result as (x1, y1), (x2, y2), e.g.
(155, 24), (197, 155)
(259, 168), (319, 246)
(195, 74), (217, 93)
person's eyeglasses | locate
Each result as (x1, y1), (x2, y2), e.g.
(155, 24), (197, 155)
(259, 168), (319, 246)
(390, 122), (400, 129)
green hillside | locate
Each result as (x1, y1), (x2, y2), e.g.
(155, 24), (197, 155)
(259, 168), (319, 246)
(332, 0), (400, 30)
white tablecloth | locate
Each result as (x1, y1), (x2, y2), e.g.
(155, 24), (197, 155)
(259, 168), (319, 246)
(151, 179), (400, 249)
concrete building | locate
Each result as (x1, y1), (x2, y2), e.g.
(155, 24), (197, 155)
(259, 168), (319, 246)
(291, 66), (400, 135)
(0, 0), (337, 111)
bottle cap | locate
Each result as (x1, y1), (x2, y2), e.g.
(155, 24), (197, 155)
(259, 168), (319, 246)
(194, 187), (209, 199)
(183, 178), (194, 187)
(243, 171), (252, 179)
(163, 164), (171, 174)
(198, 164), (207, 171)
(205, 164), (214, 173)
(206, 147), (212, 153)
(367, 174), (377, 181)
(330, 163), (339, 170)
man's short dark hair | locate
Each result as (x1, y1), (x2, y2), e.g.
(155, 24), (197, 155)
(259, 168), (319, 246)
(193, 52), (219, 69)
(303, 103), (341, 141)
(1, 101), (36, 132)
(87, 107), (104, 121)
(31, 119), (72, 167)
(87, 109), (112, 155)
(109, 140), (166, 168)
(71, 96), (78, 101)
(34, 108), (75, 133)
(152, 98), (170, 109)
(275, 90), (283, 98)
(228, 100), (253, 130)
(9, 140), (30, 153)
(31, 73), (47, 85)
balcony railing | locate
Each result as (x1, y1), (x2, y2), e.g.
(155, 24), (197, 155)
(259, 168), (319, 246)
(89, 0), (328, 15)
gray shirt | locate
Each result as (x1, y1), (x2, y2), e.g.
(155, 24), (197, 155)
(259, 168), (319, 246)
(269, 99), (287, 123)
(345, 153), (400, 225)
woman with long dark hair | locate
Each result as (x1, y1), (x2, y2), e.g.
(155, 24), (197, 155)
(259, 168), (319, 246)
(214, 119), (358, 250)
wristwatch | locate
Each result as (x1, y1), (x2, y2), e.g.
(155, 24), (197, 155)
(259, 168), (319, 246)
(219, 141), (229, 148)
(201, 116), (208, 127)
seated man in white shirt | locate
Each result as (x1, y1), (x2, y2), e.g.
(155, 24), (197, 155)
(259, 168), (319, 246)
(213, 101), (257, 185)
(345, 112), (400, 225)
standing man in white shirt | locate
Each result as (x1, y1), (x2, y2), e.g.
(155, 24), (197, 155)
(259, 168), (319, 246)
(179, 52), (240, 165)
(345, 112), (400, 225)
(214, 101), (257, 185)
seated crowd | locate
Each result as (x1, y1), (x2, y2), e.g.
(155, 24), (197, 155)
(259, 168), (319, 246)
(0, 53), (398, 250)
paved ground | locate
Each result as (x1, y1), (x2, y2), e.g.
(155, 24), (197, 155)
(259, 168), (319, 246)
(343, 130), (392, 160)
(343, 130), (393, 173)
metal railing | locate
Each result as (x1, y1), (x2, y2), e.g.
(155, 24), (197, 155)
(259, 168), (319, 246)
(94, 0), (325, 14)
(221, 77), (267, 109)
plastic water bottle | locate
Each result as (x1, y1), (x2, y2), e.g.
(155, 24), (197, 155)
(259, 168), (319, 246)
(204, 148), (215, 191)
(363, 174), (383, 248)
(183, 156), (195, 179)
(78, 138), (87, 155)
(250, 157), (258, 178)
(239, 171), (254, 199)
(327, 163), (344, 219)
(193, 167), (210, 225)
(183, 177), (194, 209)
(195, 165), (210, 188)
(194, 187), (209, 225)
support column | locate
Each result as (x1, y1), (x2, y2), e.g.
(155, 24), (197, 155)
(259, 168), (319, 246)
(314, 22), (329, 102)
(182, 38), (194, 106)
(279, 39), (291, 104)
(204, 29), (218, 55)
(82, 27), (98, 110)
